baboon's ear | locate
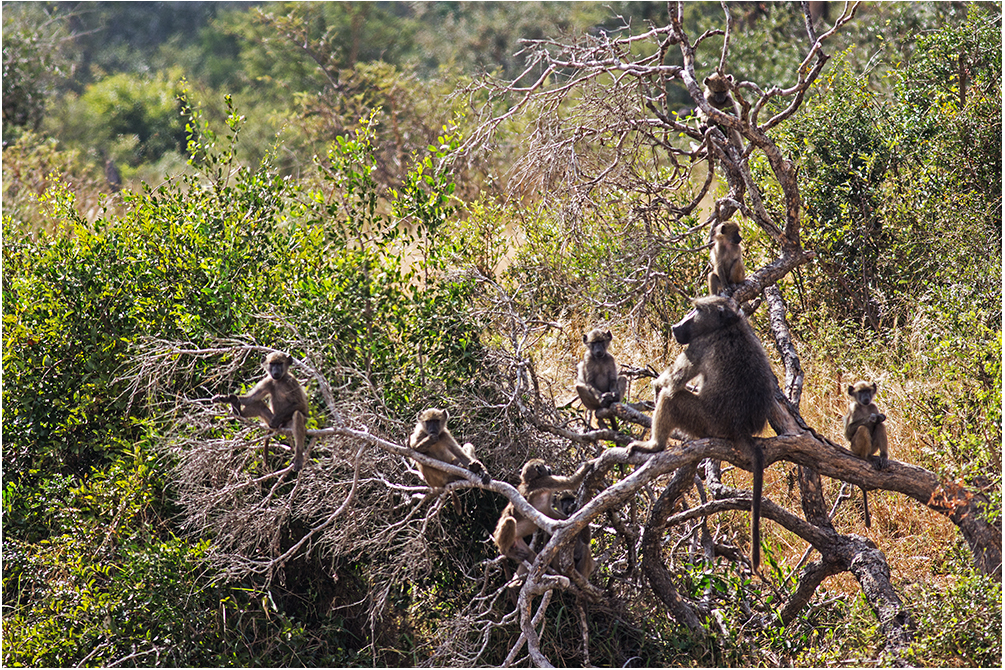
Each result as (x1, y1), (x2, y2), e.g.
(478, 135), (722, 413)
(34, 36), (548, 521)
(583, 333), (588, 344)
(726, 74), (735, 84)
(718, 304), (740, 326)
(442, 409), (450, 422)
(604, 330), (612, 341)
(870, 382), (877, 393)
(847, 385), (856, 396)
(703, 75), (711, 86)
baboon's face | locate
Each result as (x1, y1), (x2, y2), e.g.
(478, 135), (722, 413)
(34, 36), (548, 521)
(266, 354), (290, 380)
(849, 382), (876, 407)
(522, 459), (551, 484)
(423, 418), (442, 438)
(703, 74), (733, 104)
(588, 338), (609, 358)
(719, 222), (742, 244)
(584, 330), (612, 358)
(672, 297), (740, 345)
(419, 410), (447, 438)
(555, 494), (577, 517)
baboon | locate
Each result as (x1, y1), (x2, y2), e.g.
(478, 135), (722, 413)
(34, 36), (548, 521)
(213, 351), (310, 472)
(553, 492), (596, 579)
(575, 329), (629, 430)
(699, 72), (743, 149)
(844, 380), (889, 528)
(493, 459), (592, 568)
(708, 221), (746, 295)
(628, 296), (776, 569)
(409, 408), (489, 511)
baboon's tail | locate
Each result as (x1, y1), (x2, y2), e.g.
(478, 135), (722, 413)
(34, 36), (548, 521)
(861, 487), (871, 528)
(749, 437), (764, 571)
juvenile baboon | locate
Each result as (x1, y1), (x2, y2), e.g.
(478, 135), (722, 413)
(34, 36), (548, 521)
(213, 351), (310, 472)
(493, 459), (592, 568)
(553, 492), (596, 579)
(628, 296), (776, 569)
(844, 380), (889, 528)
(575, 329), (629, 430)
(708, 221), (746, 295)
(699, 72), (743, 149)
(408, 408), (489, 511)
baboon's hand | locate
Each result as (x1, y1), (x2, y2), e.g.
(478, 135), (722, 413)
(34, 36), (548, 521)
(468, 460), (491, 485)
(599, 392), (617, 408)
(212, 394), (241, 416)
(875, 454), (888, 471)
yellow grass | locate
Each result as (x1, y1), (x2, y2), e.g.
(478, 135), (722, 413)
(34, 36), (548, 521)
(535, 317), (963, 596)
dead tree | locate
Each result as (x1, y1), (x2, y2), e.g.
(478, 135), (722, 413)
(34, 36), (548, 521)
(457, 2), (999, 665)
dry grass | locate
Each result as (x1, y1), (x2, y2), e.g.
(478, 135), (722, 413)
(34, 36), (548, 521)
(530, 315), (965, 599)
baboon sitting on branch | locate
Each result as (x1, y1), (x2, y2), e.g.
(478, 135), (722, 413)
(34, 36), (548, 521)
(575, 328), (628, 430)
(844, 380), (889, 528)
(213, 351), (310, 472)
(409, 408), (489, 512)
(628, 296), (776, 569)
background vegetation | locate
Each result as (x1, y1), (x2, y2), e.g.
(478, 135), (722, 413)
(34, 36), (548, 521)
(3, 1), (1000, 666)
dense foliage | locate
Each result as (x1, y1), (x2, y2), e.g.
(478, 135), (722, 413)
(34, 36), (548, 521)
(3, 1), (1000, 667)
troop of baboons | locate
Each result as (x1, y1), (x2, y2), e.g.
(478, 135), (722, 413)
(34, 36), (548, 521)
(209, 70), (893, 581)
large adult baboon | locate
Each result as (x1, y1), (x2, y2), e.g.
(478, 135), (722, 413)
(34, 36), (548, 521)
(575, 328), (628, 430)
(213, 351), (310, 472)
(844, 380), (889, 528)
(628, 296), (776, 569)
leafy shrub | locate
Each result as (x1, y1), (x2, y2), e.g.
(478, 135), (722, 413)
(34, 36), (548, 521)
(47, 69), (187, 166)
(3, 98), (487, 665)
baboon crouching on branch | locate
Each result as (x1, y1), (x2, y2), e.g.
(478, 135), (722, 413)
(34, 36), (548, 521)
(844, 380), (889, 528)
(575, 328), (629, 430)
(213, 351), (310, 472)
(409, 408), (489, 511)
(628, 296), (776, 569)
(493, 459), (592, 570)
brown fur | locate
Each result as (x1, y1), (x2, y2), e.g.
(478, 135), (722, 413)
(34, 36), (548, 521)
(213, 351), (310, 472)
(575, 329), (629, 430)
(408, 408), (489, 512)
(708, 221), (746, 295)
(628, 296), (776, 569)
(699, 72), (743, 148)
(553, 493), (595, 579)
(493, 459), (592, 570)
(843, 380), (889, 528)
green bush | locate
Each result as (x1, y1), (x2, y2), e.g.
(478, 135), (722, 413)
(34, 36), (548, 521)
(2, 99), (487, 666)
(47, 69), (187, 166)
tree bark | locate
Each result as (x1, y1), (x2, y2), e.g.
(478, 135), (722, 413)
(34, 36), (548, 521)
(640, 462), (705, 634)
